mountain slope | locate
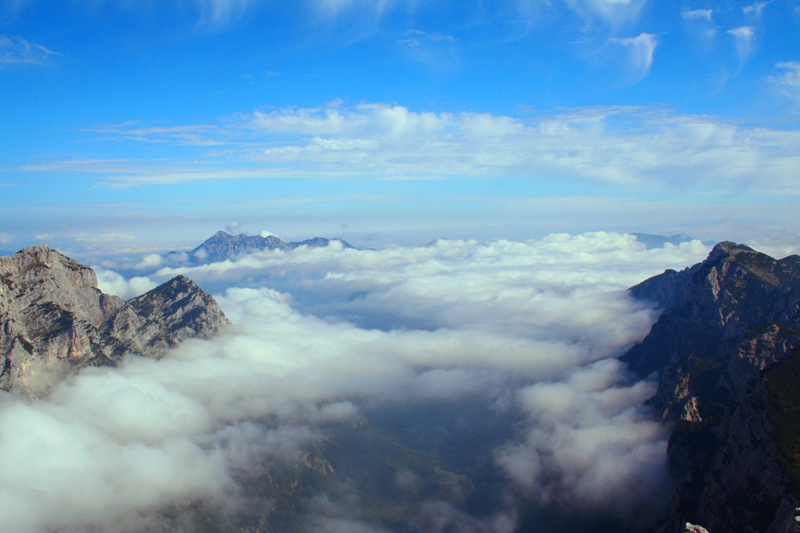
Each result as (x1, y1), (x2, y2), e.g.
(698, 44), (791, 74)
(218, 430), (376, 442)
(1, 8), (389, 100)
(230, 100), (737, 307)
(0, 245), (228, 396)
(622, 242), (800, 532)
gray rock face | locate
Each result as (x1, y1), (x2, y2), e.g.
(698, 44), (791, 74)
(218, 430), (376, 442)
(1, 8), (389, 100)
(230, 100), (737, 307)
(625, 243), (800, 533)
(0, 245), (228, 396)
(625, 242), (800, 377)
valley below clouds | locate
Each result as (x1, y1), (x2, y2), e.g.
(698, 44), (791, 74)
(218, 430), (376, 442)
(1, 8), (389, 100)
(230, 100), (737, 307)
(1, 233), (710, 532)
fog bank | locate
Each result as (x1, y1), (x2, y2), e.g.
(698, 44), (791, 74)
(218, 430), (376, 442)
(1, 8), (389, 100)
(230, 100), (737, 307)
(1, 233), (709, 531)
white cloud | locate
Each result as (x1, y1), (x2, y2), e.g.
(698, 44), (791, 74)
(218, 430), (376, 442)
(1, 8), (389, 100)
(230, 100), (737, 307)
(770, 61), (800, 102)
(564, 0), (646, 28)
(743, 1), (771, 17)
(167, 251), (191, 264)
(73, 231), (137, 244)
(94, 266), (158, 299)
(307, 0), (405, 44)
(134, 253), (163, 270)
(193, 0), (255, 29)
(0, 232), (11, 245)
(62, 102), (800, 194)
(314, 0), (395, 18)
(727, 25), (755, 65)
(496, 358), (670, 519)
(609, 32), (658, 82)
(396, 29), (460, 70)
(0, 34), (59, 67)
(0, 391), (233, 532)
(681, 8), (717, 41)
(682, 9), (713, 21)
(0, 232), (711, 530)
(1, 0), (393, 34)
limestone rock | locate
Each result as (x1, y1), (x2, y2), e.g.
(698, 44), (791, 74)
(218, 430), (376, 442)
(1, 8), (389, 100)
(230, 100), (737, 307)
(0, 245), (228, 396)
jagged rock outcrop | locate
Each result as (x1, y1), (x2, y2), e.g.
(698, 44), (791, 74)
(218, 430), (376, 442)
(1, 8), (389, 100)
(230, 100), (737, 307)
(0, 245), (228, 396)
(623, 242), (800, 533)
(165, 231), (355, 265)
(625, 242), (800, 378)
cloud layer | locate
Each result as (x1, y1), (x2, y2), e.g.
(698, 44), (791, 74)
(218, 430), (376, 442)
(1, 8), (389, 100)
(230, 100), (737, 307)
(26, 103), (799, 196)
(0, 233), (710, 531)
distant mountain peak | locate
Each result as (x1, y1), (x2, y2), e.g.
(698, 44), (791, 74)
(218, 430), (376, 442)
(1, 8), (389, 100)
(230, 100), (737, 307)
(164, 230), (355, 266)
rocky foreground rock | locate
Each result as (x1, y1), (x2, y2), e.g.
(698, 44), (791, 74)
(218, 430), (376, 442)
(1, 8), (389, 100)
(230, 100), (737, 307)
(623, 242), (800, 533)
(0, 244), (228, 396)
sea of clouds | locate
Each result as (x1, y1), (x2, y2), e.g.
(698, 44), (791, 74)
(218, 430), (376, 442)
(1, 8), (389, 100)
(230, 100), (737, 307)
(0, 232), (710, 532)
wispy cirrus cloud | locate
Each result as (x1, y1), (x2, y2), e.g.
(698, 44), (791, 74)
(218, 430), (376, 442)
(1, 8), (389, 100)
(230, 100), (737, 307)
(396, 29), (461, 70)
(608, 32), (657, 83)
(1, 0), (394, 34)
(0, 34), (59, 67)
(681, 9), (717, 40)
(769, 61), (800, 104)
(192, 0), (255, 29)
(727, 25), (755, 67)
(84, 122), (225, 146)
(682, 9), (713, 22)
(314, 0), (402, 22)
(743, 0), (771, 18)
(397, 29), (458, 48)
(564, 0), (646, 29)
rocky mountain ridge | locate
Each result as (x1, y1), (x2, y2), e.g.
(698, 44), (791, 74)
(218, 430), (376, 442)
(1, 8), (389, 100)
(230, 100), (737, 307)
(0, 244), (228, 396)
(623, 242), (800, 532)
(166, 231), (355, 264)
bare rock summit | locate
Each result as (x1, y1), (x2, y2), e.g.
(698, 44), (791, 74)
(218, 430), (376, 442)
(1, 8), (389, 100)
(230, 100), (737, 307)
(0, 244), (228, 396)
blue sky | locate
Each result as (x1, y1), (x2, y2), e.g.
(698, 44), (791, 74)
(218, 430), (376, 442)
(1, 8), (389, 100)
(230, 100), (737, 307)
(1, 0), (799, 257)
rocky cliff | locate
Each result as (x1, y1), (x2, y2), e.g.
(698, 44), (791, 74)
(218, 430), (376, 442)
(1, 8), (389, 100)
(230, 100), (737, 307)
(0, 245), (228, 396)
(623, 242), (800, 532)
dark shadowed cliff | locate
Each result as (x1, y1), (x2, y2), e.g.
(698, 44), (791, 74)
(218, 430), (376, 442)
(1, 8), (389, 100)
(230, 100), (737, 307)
(623, 242), (800, 533)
